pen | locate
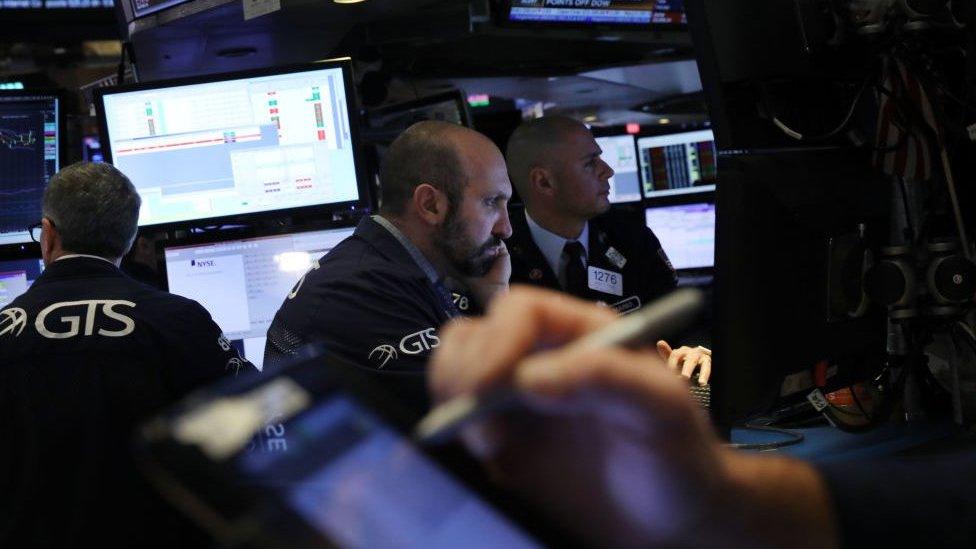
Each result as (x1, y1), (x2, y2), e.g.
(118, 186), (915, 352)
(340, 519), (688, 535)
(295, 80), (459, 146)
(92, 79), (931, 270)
(414, 288), (704, 445)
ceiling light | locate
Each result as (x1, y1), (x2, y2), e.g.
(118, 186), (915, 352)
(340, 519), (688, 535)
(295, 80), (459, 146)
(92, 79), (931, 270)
(658, 118), (671, 125)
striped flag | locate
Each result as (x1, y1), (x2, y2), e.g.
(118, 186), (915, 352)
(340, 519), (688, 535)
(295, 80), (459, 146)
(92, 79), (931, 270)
(873, 56), (943, 181)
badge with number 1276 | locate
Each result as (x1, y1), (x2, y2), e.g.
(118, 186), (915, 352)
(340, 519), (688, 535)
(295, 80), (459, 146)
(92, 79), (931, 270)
(588, 266), (623, 296)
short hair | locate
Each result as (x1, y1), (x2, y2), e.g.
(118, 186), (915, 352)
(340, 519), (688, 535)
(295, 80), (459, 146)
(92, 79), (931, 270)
(42, 162), (141, 259)
(505, 115), (587, 202)
(378, 121), (467, 216)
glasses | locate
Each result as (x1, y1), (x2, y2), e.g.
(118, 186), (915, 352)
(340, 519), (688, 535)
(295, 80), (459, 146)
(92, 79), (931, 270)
(27, 221), (43, 243)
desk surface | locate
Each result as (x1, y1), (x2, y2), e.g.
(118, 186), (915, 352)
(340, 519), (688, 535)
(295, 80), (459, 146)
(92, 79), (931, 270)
(731, 420), (963, 463)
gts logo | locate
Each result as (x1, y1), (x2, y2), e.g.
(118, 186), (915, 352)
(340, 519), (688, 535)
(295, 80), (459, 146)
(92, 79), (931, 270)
(34, 300), (136, 339)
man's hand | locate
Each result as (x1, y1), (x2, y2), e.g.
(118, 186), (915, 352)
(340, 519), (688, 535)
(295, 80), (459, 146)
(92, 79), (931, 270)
(430, 286), (838, 549)
(463, 241), (511, 309)
(656, 340), (712, 385)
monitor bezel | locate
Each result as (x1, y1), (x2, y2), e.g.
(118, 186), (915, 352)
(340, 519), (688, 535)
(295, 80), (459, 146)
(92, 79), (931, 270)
(94, 58), (371, 233)
(0, 89), (67, 250)
(496, 0), (687, 31)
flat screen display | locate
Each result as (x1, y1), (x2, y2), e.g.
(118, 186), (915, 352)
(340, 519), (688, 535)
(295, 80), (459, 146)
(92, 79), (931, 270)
(594, 134), (641, 204)
(0, 92), (61, 246)
(162, 226), (355, 369)
(644, 202), (714, 269)
(637, 129), (717, 198)
(506, 0), (685, 26)
(0, 257), (44, 309)
(97, 61), (364, 229)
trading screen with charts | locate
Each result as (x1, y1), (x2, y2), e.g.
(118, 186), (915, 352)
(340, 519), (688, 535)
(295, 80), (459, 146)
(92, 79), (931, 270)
(645, 202), (715, 270)
(638, 129), (717, 198)
(100, 66), (360, 228)
(0, 94), (59, 246)
(595, 134), (641, 203)
(163, 227), (355, 369)
(0, 257), (44, 309)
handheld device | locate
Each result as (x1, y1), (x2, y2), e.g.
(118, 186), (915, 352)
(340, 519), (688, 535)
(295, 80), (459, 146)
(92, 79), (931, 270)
(136, 349), (563, 548)
(414, 288), (705, 445)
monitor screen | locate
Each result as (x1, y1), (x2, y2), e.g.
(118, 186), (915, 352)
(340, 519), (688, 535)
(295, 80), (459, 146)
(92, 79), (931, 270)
(505, 0), (685, 26)
(644, 202), (714, 270)
(594, 134), (641, 204)
(0, 256), (44, 309)
(0, 92), (61, 246)
(97, 60), (365, 229)
(637, 129), (717, 198)
(162, 226), (356, 370)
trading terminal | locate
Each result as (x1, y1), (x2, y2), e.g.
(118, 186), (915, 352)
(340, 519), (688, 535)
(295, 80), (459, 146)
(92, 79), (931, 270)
(0, 0), (974, 546)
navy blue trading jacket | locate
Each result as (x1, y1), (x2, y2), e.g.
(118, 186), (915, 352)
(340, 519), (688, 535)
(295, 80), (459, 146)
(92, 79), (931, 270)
(0, 256), (252, 548)
(265, 216), (457, 375)
(507, 206), (678, 314)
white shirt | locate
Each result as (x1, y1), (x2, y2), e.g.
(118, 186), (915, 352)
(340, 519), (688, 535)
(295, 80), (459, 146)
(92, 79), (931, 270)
(524, 210), (589, 289)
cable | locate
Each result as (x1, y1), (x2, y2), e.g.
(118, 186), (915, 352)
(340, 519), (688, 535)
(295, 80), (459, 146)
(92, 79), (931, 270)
(770, 74), (874, 141)
(897, 176), (916, 243)
(727, 424), (805, 451)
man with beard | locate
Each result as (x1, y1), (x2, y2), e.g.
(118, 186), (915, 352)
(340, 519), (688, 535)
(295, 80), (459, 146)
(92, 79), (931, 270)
(264, 121), (512, 399)
(505, 116), (711, 383)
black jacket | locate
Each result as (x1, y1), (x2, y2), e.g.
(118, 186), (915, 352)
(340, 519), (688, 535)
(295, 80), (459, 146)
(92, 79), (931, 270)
(265, 216), (458, 376)
(508, 206), (678, 313)
(0, 256), (251, 548)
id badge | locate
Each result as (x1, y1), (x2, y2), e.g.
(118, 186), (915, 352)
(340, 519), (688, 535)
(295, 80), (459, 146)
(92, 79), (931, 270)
(587, 266), (623, 296)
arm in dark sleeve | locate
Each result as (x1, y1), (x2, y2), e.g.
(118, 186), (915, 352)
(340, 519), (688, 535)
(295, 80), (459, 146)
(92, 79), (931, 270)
(642, 226), (678, 297)
(163, 299), (257, 396)
(818, 452), (976, 548)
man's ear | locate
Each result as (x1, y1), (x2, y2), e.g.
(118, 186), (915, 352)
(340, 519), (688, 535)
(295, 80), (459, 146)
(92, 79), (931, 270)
(412, 183), (450, 225)
(40, 217), (60, 263)
(529, 166), (556, 197)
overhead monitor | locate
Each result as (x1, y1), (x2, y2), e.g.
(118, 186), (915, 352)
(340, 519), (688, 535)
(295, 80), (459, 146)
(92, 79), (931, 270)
(0, 256), (44, 309)
(644, 201), (715, 270)
(96, 59), (367, 230)
(594, 134), (641, 204)
(503, 0), (685, 27)
(637, 128), (717, 198)
(161, 226), (356, 370)
(367, 90), (472, 133)
(0, 91), (62, 247)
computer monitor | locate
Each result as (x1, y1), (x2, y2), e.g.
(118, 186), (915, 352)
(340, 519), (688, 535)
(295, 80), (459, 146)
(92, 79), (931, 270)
(0, 91), (62, 247)
(501, 0), (685, 27)
(0, 255), (44, 309)
(161, 225), (356, 370)
(637, 129), (717, 198)
(644, 200), (714, 270)
(594, 134), (641, 204)
(95, 59), (368, 230)
(367, 90), (472, 135)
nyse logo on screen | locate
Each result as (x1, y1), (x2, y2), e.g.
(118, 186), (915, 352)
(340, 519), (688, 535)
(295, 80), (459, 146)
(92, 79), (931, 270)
(35, 300), (136, 339)
(191, 259), (217, 268)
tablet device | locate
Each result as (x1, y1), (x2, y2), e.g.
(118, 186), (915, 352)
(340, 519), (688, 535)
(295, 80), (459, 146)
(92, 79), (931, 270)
(136, 350), (560, 548)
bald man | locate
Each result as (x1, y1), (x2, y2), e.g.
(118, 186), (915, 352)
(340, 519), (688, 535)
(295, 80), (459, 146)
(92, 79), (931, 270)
(265, 121), (512, 382)
(506, 116), (710, 383)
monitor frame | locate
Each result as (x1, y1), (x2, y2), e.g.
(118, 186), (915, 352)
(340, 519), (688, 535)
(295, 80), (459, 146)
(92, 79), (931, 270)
(94, 58), (371, 232)
(0, 89), (67, 250)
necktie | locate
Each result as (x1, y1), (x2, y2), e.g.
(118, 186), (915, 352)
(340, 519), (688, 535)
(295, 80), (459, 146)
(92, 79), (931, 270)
(563, 240), (587, 298)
